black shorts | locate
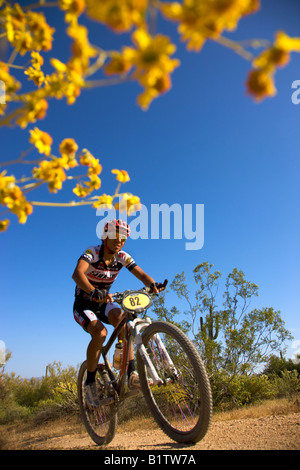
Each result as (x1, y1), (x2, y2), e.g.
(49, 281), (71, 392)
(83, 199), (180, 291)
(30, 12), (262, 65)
(73, 299), (120, 332)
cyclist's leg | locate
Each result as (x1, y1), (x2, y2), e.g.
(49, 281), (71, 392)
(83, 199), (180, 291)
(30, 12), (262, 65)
(106, 305), (139, 387)
(106, 306), (134, 361)
(74, 301), (109, 407)
(73, 301), (108, 376)
(86, 319), (107, 373)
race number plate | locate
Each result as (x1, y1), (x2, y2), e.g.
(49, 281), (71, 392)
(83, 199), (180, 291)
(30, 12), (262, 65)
(122, 292), (152, 313)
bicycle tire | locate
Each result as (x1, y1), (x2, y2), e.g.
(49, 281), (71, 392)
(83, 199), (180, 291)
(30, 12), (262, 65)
(77, 360), (118, 445)
(137, 321), (213, 444)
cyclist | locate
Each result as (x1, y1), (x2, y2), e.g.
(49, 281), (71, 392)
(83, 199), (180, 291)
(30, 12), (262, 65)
(72, 219), (161, 407)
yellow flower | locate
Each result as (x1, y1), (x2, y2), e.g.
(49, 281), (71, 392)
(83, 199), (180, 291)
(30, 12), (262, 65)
(246, 68), (276, 102)
(104, 51), (133, 76)
(86, 172), (101, 190)
(0, 171), (33, 224)
(29, 127), (53, 156)
(137, 69), (171, 109)
(50, 58), (67, 73)
(85, 0), (147, 32)
(59, 138), (78, 158)
(275, 31), (300, 52)
(67, 23), (97, 72)
(59, 0), (86, 24)
(32, 158), (68, 193)
(93, 194), (113, 209)
(24, 67), (46, 87)
(46, 57), (85, 105)
(112, 169), (130, 183)
(31, 51), (44, 68)
(79, 149), (102, 173)
(73, 183), (91, 197)
(16, 96), (49, 128)
(105, 28), (179, 108)
(114, 193), (141, 214)
(24, 51), (46, 87)
(126, 28), (180, 75)
(0, 219), (10, 232)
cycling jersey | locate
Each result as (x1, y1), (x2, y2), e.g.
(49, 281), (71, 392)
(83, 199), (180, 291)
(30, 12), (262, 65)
(75, 242), (137, 301)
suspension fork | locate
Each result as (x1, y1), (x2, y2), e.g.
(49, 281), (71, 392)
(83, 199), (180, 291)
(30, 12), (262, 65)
(127, 317), (178, 385)
(152, 332), (179, 379)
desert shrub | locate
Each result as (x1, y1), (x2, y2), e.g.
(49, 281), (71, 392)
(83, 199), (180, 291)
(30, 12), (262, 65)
(269, 369), (300, 398)
(0, 361), (79, 423)
(211, 372), (276, 410)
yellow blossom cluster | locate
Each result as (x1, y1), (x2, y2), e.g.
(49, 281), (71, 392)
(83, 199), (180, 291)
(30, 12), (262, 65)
(0, 123), (139, 230)
(3, 2), (55, 55)
(15, 94), (49, 129)
(24, 52), (46, 87)
(1, 0), (300, 231)
(73, 149), (102, 197)
(246, 31), (300, 101)
(0, 171), (33, 228)
(29, 127), (53, 156)
(85, 0), (147, 33)
(105, 28), (180, 109)
(33, 137), (79, 192)
(160, 0), (260, 51)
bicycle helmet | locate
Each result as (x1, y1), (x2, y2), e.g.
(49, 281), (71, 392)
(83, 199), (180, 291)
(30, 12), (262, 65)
(102, 219), (131, 239)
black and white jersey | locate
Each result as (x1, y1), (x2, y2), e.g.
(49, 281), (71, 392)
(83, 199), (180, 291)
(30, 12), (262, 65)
(75, 243), (137, 300)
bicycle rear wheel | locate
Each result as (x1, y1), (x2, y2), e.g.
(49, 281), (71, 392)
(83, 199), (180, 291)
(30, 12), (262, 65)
(77, 361), (118, 445)
(137, 321), (212, 444)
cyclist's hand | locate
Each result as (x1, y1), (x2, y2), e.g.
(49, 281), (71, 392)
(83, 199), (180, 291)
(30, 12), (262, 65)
(89, 288), (108, 302)
(150, 283), (159, 294)
(104, 293), (114, 304)
(150, 280), (168, 293)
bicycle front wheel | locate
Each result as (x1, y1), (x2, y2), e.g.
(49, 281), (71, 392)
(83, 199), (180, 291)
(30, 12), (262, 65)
(137, 321), (212, 444)
(77, 361), (118, 446)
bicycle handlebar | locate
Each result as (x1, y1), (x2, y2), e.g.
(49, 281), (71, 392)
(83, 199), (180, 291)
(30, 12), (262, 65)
(110, 279), (168, 303)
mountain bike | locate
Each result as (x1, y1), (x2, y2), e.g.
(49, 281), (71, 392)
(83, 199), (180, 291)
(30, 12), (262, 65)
(77, 280), (213, 445)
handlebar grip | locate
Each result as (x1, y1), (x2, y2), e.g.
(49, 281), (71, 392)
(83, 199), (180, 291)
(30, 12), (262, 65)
(148, 279), (168, 292)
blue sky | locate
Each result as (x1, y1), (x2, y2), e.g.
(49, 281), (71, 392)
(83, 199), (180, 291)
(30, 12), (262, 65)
(1, 0), (300, 377)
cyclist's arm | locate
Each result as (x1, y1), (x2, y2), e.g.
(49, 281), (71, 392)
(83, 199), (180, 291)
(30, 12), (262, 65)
(72, 258), (95, 295)
(130, 266), (159, 293)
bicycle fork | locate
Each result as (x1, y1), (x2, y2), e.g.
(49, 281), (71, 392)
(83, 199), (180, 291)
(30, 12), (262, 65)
(127, 317), (179, 386)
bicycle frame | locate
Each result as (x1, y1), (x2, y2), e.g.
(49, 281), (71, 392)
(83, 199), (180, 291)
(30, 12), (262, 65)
(99, 305), (179, 409)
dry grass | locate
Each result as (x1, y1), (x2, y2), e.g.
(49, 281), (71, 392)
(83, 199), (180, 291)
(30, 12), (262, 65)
(213, 397), (300, 422)
(120, 397), (300, 431)
(1, 397), (299, 450)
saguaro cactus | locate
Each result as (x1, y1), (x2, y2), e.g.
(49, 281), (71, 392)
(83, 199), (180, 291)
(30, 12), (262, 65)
(200, 305), (220, 341)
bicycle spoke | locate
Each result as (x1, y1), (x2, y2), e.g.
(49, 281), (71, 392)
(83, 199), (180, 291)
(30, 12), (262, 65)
(137, 322), (212, 443)
(78, 362), (117, 445)
(146, 334), (202, 432)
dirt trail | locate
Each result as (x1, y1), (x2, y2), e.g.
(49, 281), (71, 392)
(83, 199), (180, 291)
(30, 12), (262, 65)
(2, 412), (300, 450)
